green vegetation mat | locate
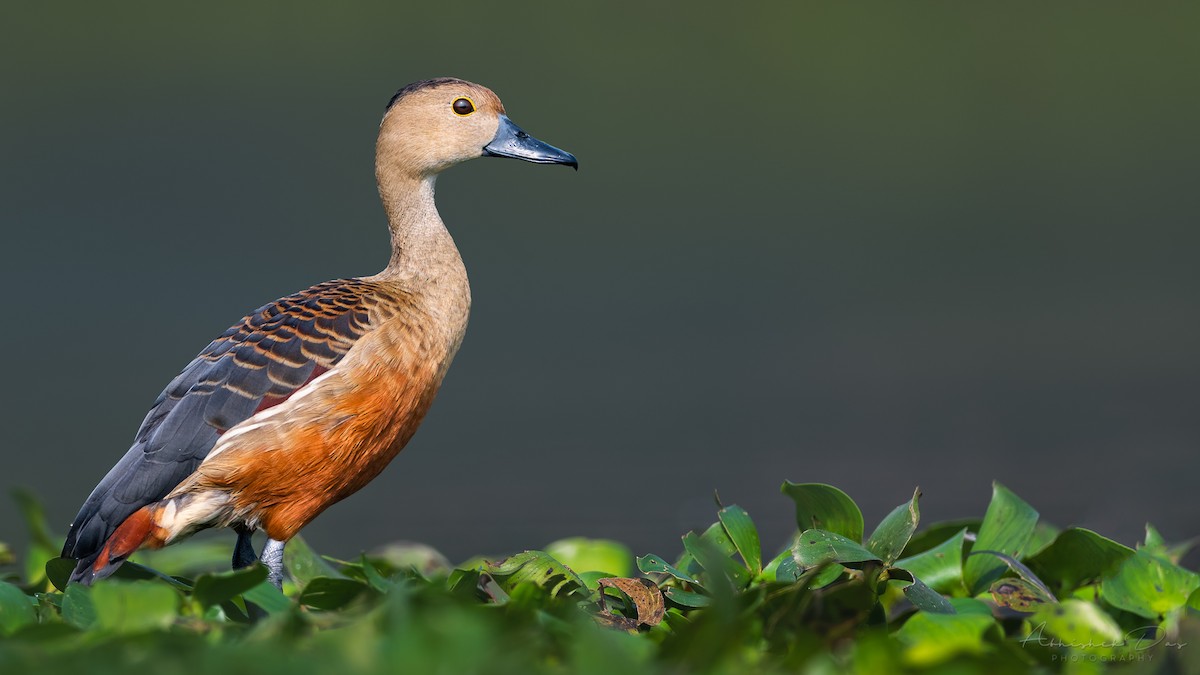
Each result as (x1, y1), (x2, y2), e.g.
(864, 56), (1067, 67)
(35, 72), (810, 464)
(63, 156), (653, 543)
(1, 482), (1197, 674)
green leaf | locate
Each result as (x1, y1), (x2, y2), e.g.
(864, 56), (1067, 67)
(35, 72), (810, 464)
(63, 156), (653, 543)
(485, 551), (589, 599)
(895, 612), (994, 666)
(0, 580), (36, 635)
(112, 560), (191, 590)
(61, 584), (96, 630)
(866, 488), (921, 565)
(130, 539), (233, 577)
(285, 535), (344, 587)
(359, 556), (393, 592)
(807, 564), (845, 589)
(1101, 549), (1200, 619)
(968, 549), (1057, 602)
(1140, 523), (1195, 565)
(901, 575), (955, 614)
(243, 581), (291, 615)
(902, 519), (980, 558)
(663, 587), (710, 608)
(44, 557), (76, 593)
(298, 577), (371, 610)
(682, 532), (744, 594)
(1029, 600), (1124, 656)
(948, 597), (993, 616)
(22, 544), (54, 590)
(192, 565), (268, 609)
(1144, 523), (1166, 551)
(12, 489), (57, 552)
(793, 530), (881, 567)
(717, 505), (762, 575)
(1024, 528), (1134, 591)
(895, 528), (965, 595)
(1026, 522), (1061, 559)
(781, 482), (864, 543)
(636, 554), (698, 585)
(91, 581), (179, 633)
(962, 482), (1038, 595)
(776, 554), (800, 583)
(989, 577), (1052, 612)
(545, 538), (632, 577)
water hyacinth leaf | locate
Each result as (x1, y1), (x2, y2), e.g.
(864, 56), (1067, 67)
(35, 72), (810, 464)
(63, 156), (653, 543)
(781, 482), (865, 543)
(968, 549), (1056, 602)
(285, 535), (344, 587)
(1025, 522), (1061, 559)
(948, 597), (993, 616)
(663, 586), (711, 608)
(486, 551), (588, 599)
(866, 488), (921, 565)
(682, 532), (746, 593)
(1024, 528), (1134, 591)
(902, 519), (981, 558)
(1143, 524), (1166, 551)
(989, 577), (1052, 612)
(793, 530), (881, 568)
(61, 583), (96, 630)
(298, 577), (371, 610)
(717, 505), (762, 575)
(192, 565), (268, 609)
(370, 542), (452, 578)
(546, 538), (633, 577)
(699, 521), (739, 559)
(760, 547), (790, 582)
(578, 570), (612, 591)
(12, 489), (56, 552)
(1141, 523), (1197, 565)
(1101, 549), (1200, 619)
(807, 564), (844, 589)
(0, 581), (36, 635)
(636, 554), (698, 585)
(963, 482), (1038, 595)
(775, 555), (800, 583)
(359, 556), (393, 592)
(242, 581), (290, 615)
(45, 557), (76, 592)
(1030, 600), (1124, 656)
(895, 528), (966, 595)
(895, 612), (994, 666)
(91, 581), (179, 633)
(130, 539), (234, 577)
(902, 576), (955, 614)
(597, 577), (665, 627)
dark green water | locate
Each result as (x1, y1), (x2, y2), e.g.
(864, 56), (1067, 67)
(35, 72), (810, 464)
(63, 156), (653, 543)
(2, 2), (1198, 563)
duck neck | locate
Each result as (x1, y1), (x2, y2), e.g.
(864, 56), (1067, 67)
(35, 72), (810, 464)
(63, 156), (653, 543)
(375, 169), (466, 288)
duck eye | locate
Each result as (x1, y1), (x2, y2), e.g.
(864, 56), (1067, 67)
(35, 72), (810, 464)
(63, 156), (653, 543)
(452, 98), (475, 116)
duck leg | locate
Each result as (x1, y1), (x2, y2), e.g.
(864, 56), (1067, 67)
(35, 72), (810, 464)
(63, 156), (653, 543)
(261, 538), (287, 590)
(232, 528), (259, 569)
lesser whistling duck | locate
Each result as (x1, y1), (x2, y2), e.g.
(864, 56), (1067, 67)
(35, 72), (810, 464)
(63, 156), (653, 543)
(61, 78), (577, 587)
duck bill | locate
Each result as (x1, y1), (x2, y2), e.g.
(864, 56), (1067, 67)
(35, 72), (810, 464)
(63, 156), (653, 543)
(483, 115), (578, 169)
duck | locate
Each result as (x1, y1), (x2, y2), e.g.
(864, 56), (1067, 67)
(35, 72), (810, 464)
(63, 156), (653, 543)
(60, 77), (577, 587)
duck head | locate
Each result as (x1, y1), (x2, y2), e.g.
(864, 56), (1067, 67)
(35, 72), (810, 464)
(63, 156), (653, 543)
(378, 78), (577, 178)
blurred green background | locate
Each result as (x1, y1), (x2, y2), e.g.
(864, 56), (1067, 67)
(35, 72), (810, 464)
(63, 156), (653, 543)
(2, 2), (1197, 564)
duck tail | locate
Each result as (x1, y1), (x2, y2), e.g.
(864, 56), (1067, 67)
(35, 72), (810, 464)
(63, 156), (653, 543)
(69, 504), (167, 586)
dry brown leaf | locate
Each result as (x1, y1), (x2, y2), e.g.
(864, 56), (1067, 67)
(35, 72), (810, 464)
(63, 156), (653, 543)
(597, 577), (666, 627)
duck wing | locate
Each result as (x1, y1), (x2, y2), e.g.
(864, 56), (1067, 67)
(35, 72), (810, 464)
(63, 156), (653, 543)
(61, 278), (391, 564)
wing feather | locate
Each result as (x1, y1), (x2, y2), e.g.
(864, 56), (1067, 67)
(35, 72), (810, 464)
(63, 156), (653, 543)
(62, 278), (396, 562)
